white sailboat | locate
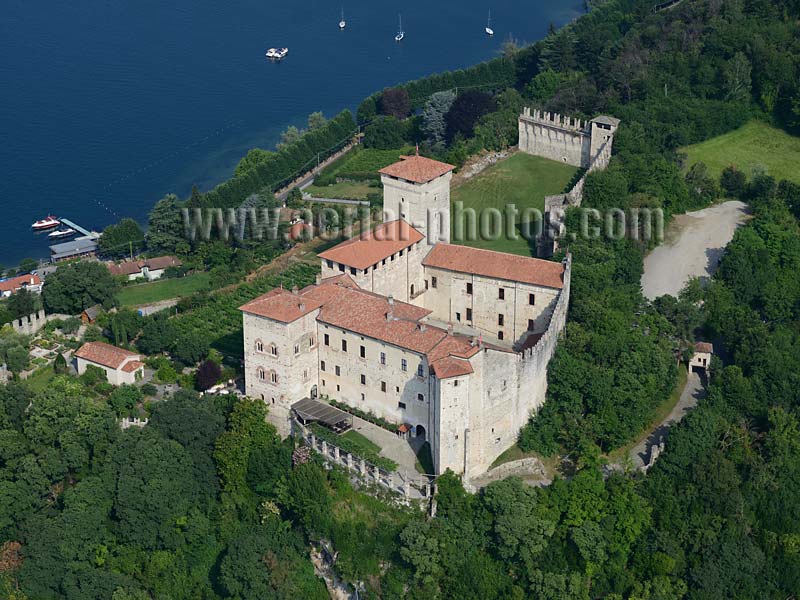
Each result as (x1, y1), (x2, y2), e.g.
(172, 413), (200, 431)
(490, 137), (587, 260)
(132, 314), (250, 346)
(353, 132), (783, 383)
(485, 9), (494, 36)
(395, 14), (404, 42)
(339, 7), (346, 30)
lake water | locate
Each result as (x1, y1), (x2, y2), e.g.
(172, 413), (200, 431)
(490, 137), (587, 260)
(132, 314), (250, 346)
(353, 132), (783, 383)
(0, 0), (581, 266)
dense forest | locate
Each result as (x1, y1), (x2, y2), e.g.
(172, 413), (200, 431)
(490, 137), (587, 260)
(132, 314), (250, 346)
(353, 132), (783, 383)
(2, 0), (800, 598)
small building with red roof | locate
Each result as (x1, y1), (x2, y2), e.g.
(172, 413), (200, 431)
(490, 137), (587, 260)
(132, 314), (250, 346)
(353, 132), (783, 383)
(74, 341), (145, 385)
(0, 274), (42, 298)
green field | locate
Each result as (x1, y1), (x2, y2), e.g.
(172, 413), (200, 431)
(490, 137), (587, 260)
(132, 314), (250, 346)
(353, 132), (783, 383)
(682, 120), (800, 184)
(117, 272), (213, 307)
(451, 153), (580, 256)
(341, 430), (382, 455)
(305, 181), (377, 200)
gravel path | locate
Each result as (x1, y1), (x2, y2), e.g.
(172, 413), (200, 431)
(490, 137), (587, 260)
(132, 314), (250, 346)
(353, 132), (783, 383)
(641, 200), (749, 300)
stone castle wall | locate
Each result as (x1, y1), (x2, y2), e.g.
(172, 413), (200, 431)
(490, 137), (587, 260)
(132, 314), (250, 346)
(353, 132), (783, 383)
(518, 108), (592, 168)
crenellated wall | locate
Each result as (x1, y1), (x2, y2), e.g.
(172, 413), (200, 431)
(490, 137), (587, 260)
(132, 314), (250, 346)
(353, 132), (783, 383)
(518, 108), (591, 167)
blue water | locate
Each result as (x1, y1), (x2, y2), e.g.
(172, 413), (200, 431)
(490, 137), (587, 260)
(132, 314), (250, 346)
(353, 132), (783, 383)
(0, 0), (581, 266)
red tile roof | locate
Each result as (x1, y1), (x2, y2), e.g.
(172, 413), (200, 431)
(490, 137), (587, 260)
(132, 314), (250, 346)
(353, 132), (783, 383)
(239, 288), (326, 323)
(74, 342), (141, 370)
(695, 342), (714, 354)
(0, 274), (42, 294)
(121, 360), (145, 373)
(107, 256), (181, 277)
(380, 155), (455, 184)
(423, 244), (566, 289)
(318, 220), (424, 270)
(289, 222), (313, 241)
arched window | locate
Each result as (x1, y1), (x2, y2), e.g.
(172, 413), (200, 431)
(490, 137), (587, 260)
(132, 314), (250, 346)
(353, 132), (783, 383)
(257, 368), (265, 381)
(269, 344), (278, 357)
(255, 340), (264, 353)
(270, 372), (279, 385)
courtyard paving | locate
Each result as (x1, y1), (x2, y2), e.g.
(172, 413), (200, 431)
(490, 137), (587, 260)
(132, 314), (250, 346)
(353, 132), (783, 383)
(350, 416), (421, 476)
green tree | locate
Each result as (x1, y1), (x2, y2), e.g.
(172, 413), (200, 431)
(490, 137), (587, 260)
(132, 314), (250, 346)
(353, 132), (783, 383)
(42, 261), (119, 315)
(422, 90), (456, 148)
(445, 90), (497, 143)
(307, 111), (327, 130)
(363, 116), (408, 149)
(17, 258), (38, 274)
(146, 194), (186, 254)
(98, 218), (145, 259)
(380, 87), (411, 119)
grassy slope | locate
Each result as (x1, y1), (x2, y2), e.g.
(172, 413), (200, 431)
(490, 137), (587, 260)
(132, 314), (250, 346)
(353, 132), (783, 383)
(451, 153), (579, 256)
(305, 181), (376, 200)
(682, 120), (800, 184)
(117, 273), (213, 307)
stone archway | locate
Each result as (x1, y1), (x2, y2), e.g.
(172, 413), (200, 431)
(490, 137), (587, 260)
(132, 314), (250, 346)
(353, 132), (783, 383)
(416, 424), (426, 441)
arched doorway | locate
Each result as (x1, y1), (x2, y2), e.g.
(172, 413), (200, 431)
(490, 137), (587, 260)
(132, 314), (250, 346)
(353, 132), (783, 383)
(415, 424), (426, 441)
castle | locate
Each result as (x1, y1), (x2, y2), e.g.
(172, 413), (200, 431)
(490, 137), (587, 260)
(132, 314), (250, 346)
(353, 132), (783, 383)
(240, 150), (572, 480)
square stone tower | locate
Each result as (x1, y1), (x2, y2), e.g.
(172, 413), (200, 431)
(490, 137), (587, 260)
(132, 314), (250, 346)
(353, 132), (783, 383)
(379, 153), (455, 245)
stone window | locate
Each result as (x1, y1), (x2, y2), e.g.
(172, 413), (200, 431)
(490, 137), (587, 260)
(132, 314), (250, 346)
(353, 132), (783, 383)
(382, 258), (387, 266)
(417, 393), (424, 402)
(320, 361), (326, 372)
(498, 314), (504, 326)
(324, 334), (330, 346)
(309, 336), (316, 348)
(270, 372), (278, 384)
(529, 293), (536, 305)
(466, 282), (473, 295)
(360, 345), (366, 359)
(335, 365), (341, 376)
(364, 267), (369, 274)
(294, 344), (299, 355)
(326, 260), (333, 268)
(416, 364), (424, 377)
(466, 308), (473, 321)
(498, 288), (505, 300)
(456, 312), (461, 322)
(528, 319), (535, 331)
(341, 339), (347, 352)
(431, 276), (437, 289)
(338, 263), (345, 272)
(391, 253), (396, 261)
(257, 368), (265, 381)
(270, 344), (278, 357)
(255, 340), (264, 353)
(380, 352), (386, 365)
(399, 249), (404, 256)
(498, 331), (504, 341)
(398, 402), (406, 410)
(453, 380), (459, 387)
(381, 381), (387, 392)
(401, 359), (408, 372)
(350, 267), (357, 275)
(361, 393), (365, 401)
(360, 374), (366, 385)
(303, 369), (308, 380)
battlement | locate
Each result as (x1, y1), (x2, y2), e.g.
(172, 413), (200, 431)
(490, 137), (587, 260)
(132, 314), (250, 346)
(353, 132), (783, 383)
(521, 107), (588, 133)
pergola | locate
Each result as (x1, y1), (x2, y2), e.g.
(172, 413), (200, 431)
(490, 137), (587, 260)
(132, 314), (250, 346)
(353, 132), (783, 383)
(292, 398), (353, 434)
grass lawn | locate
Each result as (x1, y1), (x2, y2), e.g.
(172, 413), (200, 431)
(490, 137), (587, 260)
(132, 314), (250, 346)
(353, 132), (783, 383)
(451, 153), (580, 256)
(328, 146), (413, 176)
(22, 366), (57, 392)
(306, 181), (377, 201)
(682, 120), (800, 184)
(117, 272), (212, 307)
(341, 430), (382, 455)
(605, 364), (689, 464)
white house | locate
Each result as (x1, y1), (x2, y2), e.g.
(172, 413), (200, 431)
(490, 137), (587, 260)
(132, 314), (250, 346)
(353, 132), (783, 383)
(74, 341), (145, 385)
(107, 256), (182, 282)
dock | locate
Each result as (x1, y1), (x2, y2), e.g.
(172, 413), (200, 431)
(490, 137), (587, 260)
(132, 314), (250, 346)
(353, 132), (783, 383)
(59, 218), (99, 239)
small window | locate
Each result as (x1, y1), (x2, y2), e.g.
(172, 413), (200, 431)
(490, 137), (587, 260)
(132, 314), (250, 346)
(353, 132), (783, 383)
(382, 258), (387, 266)
(256, 340), (264, 353)
(417, 364), (424, 377)
(270, 345), (278, 357)
(498, 314), (504, 326)
(456, 312), (461, 322)
(361, 393), (365, 401)
(417, 393), (424, 402)
(294, 344), (299, 355)
(338, 263), (345, 272)
(498, 331), (504, 341)
(326, 260), (333, 268)
(399, 249), (404, 257)
(529, 293), (536, 306)
(466, 308), (473, 321)
(454, 380), (459, 387)
(258, 368), (265, 381)
(431, 276), (438, 289)
(466, 282), (473, 295)
(341, 339), (347, 352)
(528, 319), (535, 331)
(309, 336), (315, 348)
(401, 359), (408, 372)
(499, 288), (505, 300)
(320, 360), (326, 372)
(335, 365), (341, 376)
(381, 381), (387, 392)
(322, 379), (326, 387)
(364, 267), (369, 274)
(398, 402), (406, 410)
(360, 374), (366, 385)
(360, 345), (366, 359)
(270, 372), (278, 384)
(350, 267), (357, 276)
(391, 254), (396, 261)
(380, 352), (386, 365)
(324, 334), (330, 346)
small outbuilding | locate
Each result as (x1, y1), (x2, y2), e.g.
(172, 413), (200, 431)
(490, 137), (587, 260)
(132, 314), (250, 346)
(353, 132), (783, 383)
(74, 341), (145, 385)
(81, 304), (103, 324)
(690, 341), (713, 373)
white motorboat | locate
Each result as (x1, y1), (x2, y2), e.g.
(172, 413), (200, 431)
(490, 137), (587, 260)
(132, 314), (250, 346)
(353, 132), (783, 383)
(31, 215), (60, 230)
(395, 14), (404, 42)
(48, 228), (77, 239)
(485, 10), (494, 35)
(265, 47), (289, 60)
(339, 7), (346, 29)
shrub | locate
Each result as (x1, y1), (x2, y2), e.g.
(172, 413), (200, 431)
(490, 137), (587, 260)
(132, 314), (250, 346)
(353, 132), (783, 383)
(140, 382), (158, 397)
(196, 359), (222, 391)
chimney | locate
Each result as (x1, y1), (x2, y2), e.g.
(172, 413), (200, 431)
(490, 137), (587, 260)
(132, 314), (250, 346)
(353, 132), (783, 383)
(299, 303), (306, 312)
(387, 295), (394, 307)
(292, 285), (299, 295)
(447, 322), (454, 335)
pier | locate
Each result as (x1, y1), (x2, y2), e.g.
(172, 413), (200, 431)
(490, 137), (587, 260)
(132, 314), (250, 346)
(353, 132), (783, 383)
(58, 218), (99, 239)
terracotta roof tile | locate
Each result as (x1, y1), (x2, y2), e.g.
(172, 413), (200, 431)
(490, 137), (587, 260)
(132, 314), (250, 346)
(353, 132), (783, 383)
(318, 220), (424, 270)
(239, 288), (325, 323)
(423, 244), (565, 289)
(74, 342), (140, 370)
(695, 342), (714, 354)
(121, 360), (145, 373)
(380, 155), (455, 184)
(107, 256), (181, 277)
(430, 356), (474, 379)
(0, 274), (42, 294)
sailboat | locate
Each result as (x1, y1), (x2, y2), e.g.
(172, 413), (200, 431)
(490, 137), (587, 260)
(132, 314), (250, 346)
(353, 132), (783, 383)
(395, 14), (404, 42)
(485, 9), (494, 36)
(339, 7), (346, 30)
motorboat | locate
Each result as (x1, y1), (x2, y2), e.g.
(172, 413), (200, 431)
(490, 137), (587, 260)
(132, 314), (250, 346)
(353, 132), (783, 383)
(31, 215), (60, 230)
(265, 47), (289, 60)
(339, 8), (346, 29)
(48, 228), (77, 239)
(395, 14), (404, 42)
(485, 10), (494, 35)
